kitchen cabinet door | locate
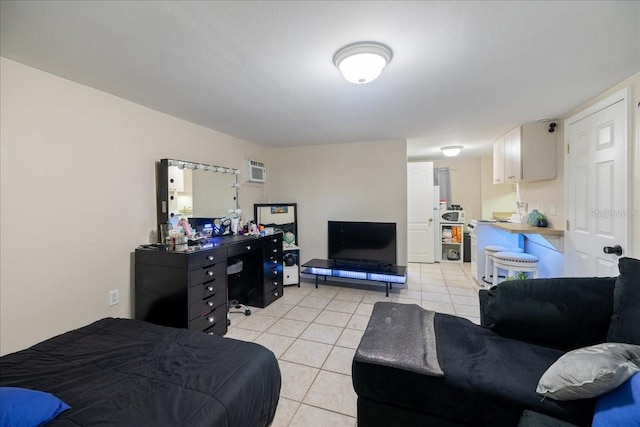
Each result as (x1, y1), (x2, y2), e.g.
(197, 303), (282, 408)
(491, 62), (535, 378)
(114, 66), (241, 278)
(504, 126), (522, 183)
(493, 122), (556, 184)
(493, 137), (505, 184)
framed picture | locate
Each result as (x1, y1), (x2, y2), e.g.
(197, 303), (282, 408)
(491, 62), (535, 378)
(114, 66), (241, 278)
(271, 206), (288, 214)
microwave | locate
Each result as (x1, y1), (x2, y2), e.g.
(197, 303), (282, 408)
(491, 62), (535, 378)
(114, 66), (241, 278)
(441, 210), (465, 223)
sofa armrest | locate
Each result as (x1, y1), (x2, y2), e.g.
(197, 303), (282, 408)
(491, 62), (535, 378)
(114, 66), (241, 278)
(479, 277), (616, 351)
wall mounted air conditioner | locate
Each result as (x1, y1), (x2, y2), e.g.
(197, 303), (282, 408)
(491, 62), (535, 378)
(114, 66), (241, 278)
(245, 159), (266, 183)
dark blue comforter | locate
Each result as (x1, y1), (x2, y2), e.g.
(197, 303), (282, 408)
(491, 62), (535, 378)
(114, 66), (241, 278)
(0, 318), (281, 426)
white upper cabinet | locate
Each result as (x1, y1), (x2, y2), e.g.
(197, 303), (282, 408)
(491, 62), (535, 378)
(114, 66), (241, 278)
(493, 122), (557, 184)
(493, 137), (505, 184)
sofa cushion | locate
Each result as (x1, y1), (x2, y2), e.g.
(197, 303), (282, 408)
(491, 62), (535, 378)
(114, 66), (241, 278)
(479, 277), (616, 351)
(517, 410), (579, 427)
(592, 372), (640, 427)
(352, 313), (595, 427)
(608, 257), (640, 344)
(536, 343), (640, 400)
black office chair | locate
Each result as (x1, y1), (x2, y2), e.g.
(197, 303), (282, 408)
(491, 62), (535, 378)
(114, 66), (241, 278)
(227, 259), (251, 326)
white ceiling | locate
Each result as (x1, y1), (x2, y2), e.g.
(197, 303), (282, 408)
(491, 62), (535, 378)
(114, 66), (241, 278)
(1, 1), (639, 159)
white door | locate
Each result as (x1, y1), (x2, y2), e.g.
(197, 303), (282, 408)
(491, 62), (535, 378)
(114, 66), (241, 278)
(408, 162), (435, 263)
(565, 88), (630, 277)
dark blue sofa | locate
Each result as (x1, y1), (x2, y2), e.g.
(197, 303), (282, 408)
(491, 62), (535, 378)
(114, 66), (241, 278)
(352, 257), (640, 426)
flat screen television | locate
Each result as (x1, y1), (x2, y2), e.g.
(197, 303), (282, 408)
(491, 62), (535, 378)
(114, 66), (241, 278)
(328, 221), (397, 267)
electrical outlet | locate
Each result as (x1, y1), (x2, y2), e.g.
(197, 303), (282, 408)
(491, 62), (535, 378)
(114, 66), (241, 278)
(550, 204), (557, 216)
(109, 289), (119, 306)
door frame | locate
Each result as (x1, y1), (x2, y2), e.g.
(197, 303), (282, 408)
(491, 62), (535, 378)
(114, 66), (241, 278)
(563, 87), (631, 274)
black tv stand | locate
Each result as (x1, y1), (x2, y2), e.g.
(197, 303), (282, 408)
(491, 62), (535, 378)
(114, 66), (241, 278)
(301, 259), (407, 297)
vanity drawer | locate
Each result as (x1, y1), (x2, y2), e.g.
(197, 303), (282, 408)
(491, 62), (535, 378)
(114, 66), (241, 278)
(263, 284), (283, 306)
(188, 291), (226, 320)
(264, 244), (282, 259)
(264, 264), (282, 281)
(264, 236), (281, 247)
(188, 261), (226, 286)
(203, 319), (227, 337)
(188, 278), (226, 304)
(228, 241), (260, 257)
(189, 304), (226, 332)
(187, 247), (227, 269)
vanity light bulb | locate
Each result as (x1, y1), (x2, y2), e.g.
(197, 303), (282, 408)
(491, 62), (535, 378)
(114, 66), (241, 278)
(233, 169), (240, 175)
(217, 167), (226, 173)
(177, 163), (185, 170)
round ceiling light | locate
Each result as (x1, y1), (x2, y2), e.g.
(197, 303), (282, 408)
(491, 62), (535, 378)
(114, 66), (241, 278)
(441, 146), (463, 157)
(333, 42), (393, 84)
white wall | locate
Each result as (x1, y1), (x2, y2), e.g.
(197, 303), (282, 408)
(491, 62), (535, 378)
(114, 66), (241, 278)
(0, 58), (267, 355)
(265, 140), (408, 266)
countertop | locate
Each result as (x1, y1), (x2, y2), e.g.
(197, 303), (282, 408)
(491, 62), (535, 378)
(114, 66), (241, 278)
(491, 222), (564, 236)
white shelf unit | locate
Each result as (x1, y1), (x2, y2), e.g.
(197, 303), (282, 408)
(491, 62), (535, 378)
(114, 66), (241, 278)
(439, 223), (464, 263)
(283, 244), (300, 286)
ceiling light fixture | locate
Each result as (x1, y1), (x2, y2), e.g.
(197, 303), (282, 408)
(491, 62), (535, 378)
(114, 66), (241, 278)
(333, 42), (393, 84)
(441, 146), (463, 157)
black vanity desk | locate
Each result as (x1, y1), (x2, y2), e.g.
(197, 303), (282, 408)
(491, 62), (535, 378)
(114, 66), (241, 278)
(135, 233), (283, 336)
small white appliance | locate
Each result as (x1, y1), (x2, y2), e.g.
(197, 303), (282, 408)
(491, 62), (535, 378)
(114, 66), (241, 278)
(441, 210), (465, 223)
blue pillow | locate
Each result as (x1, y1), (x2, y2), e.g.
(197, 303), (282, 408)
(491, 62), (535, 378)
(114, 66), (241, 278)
(592, 372), (640, 427)
(0, 387), (70, 427)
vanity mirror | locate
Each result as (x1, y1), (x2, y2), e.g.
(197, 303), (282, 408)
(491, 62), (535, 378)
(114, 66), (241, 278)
(254, 203), (298, 244)
(157, 159), (239, 230)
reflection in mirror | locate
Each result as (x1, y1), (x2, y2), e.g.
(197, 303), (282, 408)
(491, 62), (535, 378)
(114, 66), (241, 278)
(158, 159), (239, 229)
(254, 203), (298, 245)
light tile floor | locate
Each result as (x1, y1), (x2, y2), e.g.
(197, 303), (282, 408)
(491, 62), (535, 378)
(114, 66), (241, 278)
(226, 262), (481, 427)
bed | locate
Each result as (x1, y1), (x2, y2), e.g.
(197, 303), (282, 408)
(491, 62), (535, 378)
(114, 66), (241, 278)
(0, 317), (281, 426)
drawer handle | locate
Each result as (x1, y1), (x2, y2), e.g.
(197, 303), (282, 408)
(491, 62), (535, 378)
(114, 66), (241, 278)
(208, 331), (215, 335)
(246, 245), (251, 250)
(207, 255), (214, 261)
(272, 260), (278, 264)
(272, 249), (278, 253)
(273, 271), (278, 275)
(207, 301), (214, 307)
(207, 286), (214, 292)
(273, 281), (278, 287)
(272, 238), (277, 243)
(208, 316), (215, 323)
(273, 292), (279, 297)
(207, 271), (214, 276)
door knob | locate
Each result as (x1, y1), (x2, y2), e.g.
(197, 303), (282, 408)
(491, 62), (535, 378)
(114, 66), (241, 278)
(428, 218), (433, 223)
(603, 245), (623, 256)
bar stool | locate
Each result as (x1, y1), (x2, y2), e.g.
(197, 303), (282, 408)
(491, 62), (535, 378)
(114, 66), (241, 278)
(492, 252), (539, 287)
(484, 245), (523, 287)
